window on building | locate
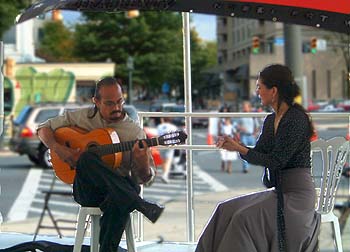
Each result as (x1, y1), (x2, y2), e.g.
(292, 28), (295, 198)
(222, 18), (227, 26)
(218, 56), (223, 65)
(247, 26), (251, 37)
(266, 37), (274, 54)
(232, 52), (236, 60)
(222, 50), (227, 63)
(242, 28), (246, 41)
(312, 70), (317, 99)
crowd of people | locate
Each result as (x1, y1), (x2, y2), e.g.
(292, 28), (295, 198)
(216, 100), (261, 174)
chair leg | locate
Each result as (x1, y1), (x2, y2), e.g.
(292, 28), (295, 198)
(73, 210), (88, 252)
(125, 214), (137, 252)
(33, 193), (49, 241)
(332, 219), (343, 252)
(90, 215), (100, 252)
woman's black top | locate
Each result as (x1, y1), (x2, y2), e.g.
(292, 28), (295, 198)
(241, 105), (312, 252)
(241, 106), (311, 172)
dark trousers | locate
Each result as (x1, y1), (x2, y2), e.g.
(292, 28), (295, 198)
(73, 152), (141, 252)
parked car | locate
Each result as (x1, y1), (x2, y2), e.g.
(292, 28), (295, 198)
(9, 103), (139, 168)
(315, 104), (345, 112)
(9, 103), (90, 168)
(336, 100), (350, 111)
(149, 102), (185, 127)
(307, 100), (321, 112)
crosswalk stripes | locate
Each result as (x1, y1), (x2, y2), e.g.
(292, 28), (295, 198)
(27, 170), (78, 219)
(26, 163), (225, 218)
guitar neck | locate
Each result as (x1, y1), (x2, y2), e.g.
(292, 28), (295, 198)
(91, 137), (159, 156)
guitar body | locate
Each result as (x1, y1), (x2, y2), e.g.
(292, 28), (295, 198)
(51, 127), (122, 184)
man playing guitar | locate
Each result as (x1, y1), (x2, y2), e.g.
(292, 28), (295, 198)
(37, 77), (164, 252)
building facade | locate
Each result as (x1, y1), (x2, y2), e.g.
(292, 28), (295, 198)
(217, 17), (349, 109)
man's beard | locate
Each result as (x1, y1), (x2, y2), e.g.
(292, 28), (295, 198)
(109, 110), (123, 121)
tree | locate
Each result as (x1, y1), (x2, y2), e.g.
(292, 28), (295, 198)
(0, 1), (30, 38)
(36, 21), (76, 62)
(74, 11), (184, 94)
(189, 29), (218, 105)
(32, 10), (217, 101)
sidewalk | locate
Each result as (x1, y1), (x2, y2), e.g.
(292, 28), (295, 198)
(1, 189), (349, 251)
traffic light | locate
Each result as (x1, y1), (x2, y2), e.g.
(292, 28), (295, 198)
(310, 37), (317, 54)
(252, 36), (260, 54)
(126, 10), (140, 19)
(52, 10), (63, 21)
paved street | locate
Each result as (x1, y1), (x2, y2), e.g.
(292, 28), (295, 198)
(1, 157), (227, 222)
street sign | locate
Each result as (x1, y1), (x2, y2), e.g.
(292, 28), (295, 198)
(317, 39), (327, 51)
(274, 37), (284, 46)
(127, 56), (134, 70)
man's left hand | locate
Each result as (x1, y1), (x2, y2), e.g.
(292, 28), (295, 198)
(133, 140), (151, 180)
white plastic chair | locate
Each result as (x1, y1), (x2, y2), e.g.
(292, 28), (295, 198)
(311, 137), (349, 252)
(73, 207), (137, 252)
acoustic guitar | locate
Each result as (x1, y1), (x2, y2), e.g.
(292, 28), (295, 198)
(49, 127), (187, 184)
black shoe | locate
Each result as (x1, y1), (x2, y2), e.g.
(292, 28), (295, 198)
(136, 200), (165, 223)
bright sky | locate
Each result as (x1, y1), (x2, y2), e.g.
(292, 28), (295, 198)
(62, 11), (216, 41)
(191, 14), (216, 41)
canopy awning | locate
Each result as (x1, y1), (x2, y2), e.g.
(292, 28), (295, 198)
(16, 0), (350, 34)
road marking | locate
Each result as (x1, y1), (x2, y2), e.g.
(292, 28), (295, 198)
(7, 169), (42, 221)
(193, 164), (228, 192)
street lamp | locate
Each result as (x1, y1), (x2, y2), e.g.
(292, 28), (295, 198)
(127, 56), (134, 104)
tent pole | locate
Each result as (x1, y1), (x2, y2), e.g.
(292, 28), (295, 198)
(182, 12), (194, 242)
(0, 41), (4, 137)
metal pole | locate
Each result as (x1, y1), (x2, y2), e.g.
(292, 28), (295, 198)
(284, 24), (307, 108)
(0, 41), (4, 229)
(0, 41), (4, 136)
(182, 12), (194, 242)
(127, 56), (134, 105)
(129, 70), (133, 105)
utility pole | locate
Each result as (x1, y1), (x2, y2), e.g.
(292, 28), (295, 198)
(284, 24), (307, 108)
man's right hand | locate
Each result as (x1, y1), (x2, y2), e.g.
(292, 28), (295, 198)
(52, 143), (81, 168)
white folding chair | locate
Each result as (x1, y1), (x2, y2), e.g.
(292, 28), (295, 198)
(311, 137), (349, 252)
(73, 207), (137, 252)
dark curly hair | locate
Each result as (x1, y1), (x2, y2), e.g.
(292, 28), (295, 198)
(88, 77), (124, 119)
(259, 64), (314, 137)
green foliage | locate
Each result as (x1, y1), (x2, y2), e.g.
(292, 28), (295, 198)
(0, 0), (30, 38)
(24, 9), (217, 99)
(36, 21), (76, 62)
(190, 30), (218, 94)
(74, 11), (184, 92)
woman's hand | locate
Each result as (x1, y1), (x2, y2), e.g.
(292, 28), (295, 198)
(216, 135), (240, 152)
